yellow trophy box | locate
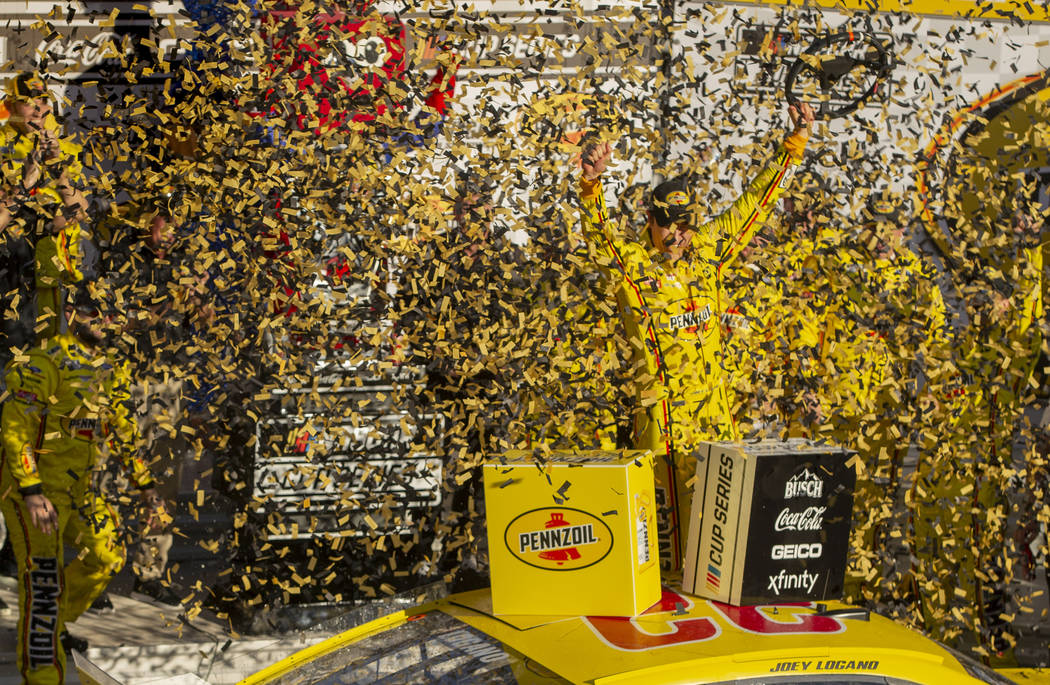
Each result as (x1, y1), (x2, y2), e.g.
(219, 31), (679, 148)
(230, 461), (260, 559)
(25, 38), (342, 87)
(483, 450), (660, 616)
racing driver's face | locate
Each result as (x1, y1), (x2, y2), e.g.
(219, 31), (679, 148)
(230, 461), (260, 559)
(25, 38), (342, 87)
(649, 215), (694, 262)
(9, 95), (52, 134)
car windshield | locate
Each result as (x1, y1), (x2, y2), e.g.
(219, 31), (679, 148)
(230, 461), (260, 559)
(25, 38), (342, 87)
(263, 611), (570, 684)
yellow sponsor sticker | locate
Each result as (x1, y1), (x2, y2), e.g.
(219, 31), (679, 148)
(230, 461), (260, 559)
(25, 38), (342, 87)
(666, 190), (689, 206)
(20, 445), (37, 477)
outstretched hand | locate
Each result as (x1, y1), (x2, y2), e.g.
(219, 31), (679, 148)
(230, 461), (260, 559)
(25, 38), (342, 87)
(582, 142), (612, 181)
(788, 102), (816, 137)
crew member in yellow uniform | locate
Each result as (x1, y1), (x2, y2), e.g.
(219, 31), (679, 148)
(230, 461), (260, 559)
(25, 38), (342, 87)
(803, 200), (952, 605)
(719, 239), (791, 438)
(0, 290), (164, 685)
(720, 194), (836, 440)
(912, 209), (1045, 661)
(577, 102), (814, 569)
(0, 71), (89, 344)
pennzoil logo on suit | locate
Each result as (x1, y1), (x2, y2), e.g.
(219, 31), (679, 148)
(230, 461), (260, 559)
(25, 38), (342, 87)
(60, 417), (100, 441)
(505, 507), (614, 571)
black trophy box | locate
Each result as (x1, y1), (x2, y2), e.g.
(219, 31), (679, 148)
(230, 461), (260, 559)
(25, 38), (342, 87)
(682, 439), (856, 605)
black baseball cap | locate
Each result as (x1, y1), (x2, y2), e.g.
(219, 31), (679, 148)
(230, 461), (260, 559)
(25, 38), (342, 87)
(650, 176), (694, 227)
(6, 71), (50, 101)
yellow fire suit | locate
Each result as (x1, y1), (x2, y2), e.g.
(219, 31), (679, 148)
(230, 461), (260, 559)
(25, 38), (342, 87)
(912, 241), (1045, 656)
(0, 333), (153, 685)
(0, 116), (87, 340)
(578, 135), (805, 569)
(807, 246), (951, 605)
(720, 261), (789, 436)
(720, 236), (831, 440)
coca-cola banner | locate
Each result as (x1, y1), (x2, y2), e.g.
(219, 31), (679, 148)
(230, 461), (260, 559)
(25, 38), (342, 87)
(0, 2), (194, 130)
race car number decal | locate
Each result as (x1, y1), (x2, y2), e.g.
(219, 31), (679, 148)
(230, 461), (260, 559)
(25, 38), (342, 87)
(710, 600), (846, 635)
(585, 589), (846, 652)
(585, 588), (720, 651)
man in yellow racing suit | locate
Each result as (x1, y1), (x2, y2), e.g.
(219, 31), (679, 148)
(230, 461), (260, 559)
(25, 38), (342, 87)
(807, 211), (952, 606)
(577, 103), (814, 569)
(0, 293), (164, 685)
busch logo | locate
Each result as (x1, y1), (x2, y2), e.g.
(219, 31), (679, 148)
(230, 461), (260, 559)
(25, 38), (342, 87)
(785, 468), (823, 499)
(774, 506), (826, 532)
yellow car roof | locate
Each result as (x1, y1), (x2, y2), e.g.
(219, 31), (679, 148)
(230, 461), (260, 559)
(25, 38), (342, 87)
(443, 588), (985, 684)
(242, 586), (1024, 684)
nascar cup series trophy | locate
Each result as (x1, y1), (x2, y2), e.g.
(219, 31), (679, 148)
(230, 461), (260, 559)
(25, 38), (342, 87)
(683, 440), (857, 605)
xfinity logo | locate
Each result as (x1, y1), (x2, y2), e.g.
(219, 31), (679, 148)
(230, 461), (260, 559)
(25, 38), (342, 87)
(785, 468), (823, 499)
(767, 569), (819, 596)
(771, 543), (822, 560)
(774, 506), (825, 532)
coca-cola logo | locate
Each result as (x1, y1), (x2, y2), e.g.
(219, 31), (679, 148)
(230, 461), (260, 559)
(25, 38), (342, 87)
(36, 32), (124, 70)
(774, 506), (825, 532)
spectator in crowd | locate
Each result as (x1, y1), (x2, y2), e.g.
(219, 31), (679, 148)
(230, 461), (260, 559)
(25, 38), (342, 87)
(719, 189), (843, 438)
(0, 287), (164, 684)
(576, 102), (814, 570)
(99, 192), (204, 607)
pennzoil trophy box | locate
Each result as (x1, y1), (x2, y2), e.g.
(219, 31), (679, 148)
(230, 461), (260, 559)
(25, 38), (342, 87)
(483, 450), (660, 617)
(683, 440), (856, 605)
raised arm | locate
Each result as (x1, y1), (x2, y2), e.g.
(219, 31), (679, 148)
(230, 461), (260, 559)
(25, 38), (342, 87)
(577, 141), (642, 272)
(708, 103), (815, 271)
(578, 142), (614, 246)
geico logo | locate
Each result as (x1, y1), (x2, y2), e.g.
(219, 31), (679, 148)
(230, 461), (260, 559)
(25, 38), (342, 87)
(771, 543), (823, 560)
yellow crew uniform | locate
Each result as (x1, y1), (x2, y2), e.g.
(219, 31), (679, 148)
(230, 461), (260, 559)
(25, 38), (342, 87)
(912, 240), (1045, 657)
(0, 115), (87, 340)
(0, 334), (153, 685)
(808, 246), (951, 603)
